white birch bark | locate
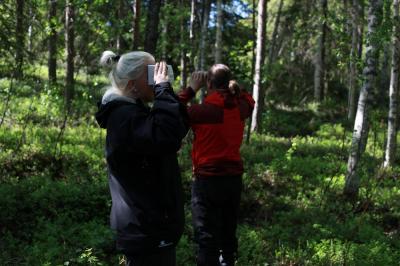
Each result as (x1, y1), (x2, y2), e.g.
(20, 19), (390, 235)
(251, 0), (267, 132)
(345, 0), (383, 197)
(384, 0), (400, 168)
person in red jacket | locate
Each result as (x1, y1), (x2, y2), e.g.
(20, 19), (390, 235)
(178, 64), (255, 266)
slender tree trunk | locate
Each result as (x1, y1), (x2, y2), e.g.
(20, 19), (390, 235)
(379, 44), (391, 100)
(268, 0), (283, 65)
(264, 0), (283, 98)
(144, 0), (162, 55)
(358, 2), (365, 60)
(348, 0), (360, 121)
(345, 0), (383, 198)
(190, 0), (196, 40)
(161, 0), (169, 60)
(28, 6), (33, 54)
(189, 0), (197, 70)
(132, 0), (141, 50)
(65, 0), (75, 111)
(246, 0), (257, 143)
(251, 0), (256, 82)
(384, 0), (400, 168)
(199, 0), (211, 71)
(215, 0), (223, 63)
(314, 0), (328, 102)
(251, 0), (267, 133)
(180, 0), (187, 88)
(180, 48), (187, 88)
(198, 0), (211, 102)
(15, 0), (25, 79)
(48, 0), (57, 84)
(116, 0), (125, 53)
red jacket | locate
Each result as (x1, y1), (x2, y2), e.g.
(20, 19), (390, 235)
(178, 87), (255, 177)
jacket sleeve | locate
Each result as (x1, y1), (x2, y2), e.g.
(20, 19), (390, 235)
(177, 87), (196, 105)
(238, 91), (255, 120)
(109, 82), (189, 155)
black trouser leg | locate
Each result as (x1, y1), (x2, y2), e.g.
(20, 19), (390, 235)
(192, 178), (221, 266)
(191, 175), (242, 266)
(125, 248), (176, 266)
(220, 178), (241, 266)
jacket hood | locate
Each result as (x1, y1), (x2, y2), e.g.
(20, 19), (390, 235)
(95, 92), (137, 129)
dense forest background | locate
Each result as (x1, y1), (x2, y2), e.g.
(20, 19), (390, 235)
(1, 0), (400, 265)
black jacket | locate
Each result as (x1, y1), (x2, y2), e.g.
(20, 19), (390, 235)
(95, 82), (189, 255)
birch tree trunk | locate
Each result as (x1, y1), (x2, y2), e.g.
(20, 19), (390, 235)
(65, 0), (75, 111)
(15, 0), (25, 79)
(348, 0), (360, 121)
(345, 0), (383, 198)
(215, 0), (223, 63)
(48, 0), (57, 84)
(314, 0), (327, 102)
(144, 0), (162, 55)
(384, 0), (400, 168)
(251, 0), (267, 133)
(132, 0), (141, 50)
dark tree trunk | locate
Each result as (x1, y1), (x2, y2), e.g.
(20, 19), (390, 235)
(65, 0), (75, 111)
(198, 0), (211, 102)
(268, 0), (283, 65)
(144, 0), (162, 55)
(215, 0), (223, 63)
(48, 0), (57, 84)
(313, 0), (328, 102)
(180, 0), (187, 88)
(116, 0), (126, 53)
(198, 0), (211, 71)
(245, 0), (257, 143)
(15, 0), (25, 79)
(132, 0), (141, 50)
(348, 0), (361, 121)
(189, 0), (197, 69)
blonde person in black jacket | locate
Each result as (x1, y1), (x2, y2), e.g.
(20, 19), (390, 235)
(95, 51), (189, 266)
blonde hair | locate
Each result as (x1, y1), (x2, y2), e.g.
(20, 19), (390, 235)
(100, 50), (154, 95)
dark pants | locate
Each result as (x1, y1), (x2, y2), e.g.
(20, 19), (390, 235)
(191, 175), (242, 266)
(125, 248), (176, 266)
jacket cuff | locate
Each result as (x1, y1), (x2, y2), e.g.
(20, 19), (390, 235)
(186, 87), (196, 98)
(154, 82), (173, 96)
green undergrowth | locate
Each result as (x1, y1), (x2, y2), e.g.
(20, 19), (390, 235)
(1, 75), (400, 265)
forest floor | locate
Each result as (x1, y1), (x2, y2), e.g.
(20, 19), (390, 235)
(1, 72), (400, 265)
